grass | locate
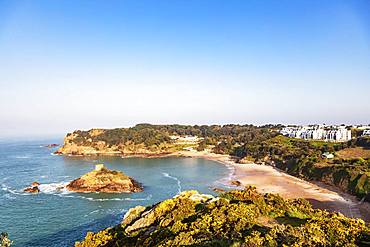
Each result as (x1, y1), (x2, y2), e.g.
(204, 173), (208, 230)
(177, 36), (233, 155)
(336, 147), (370, 159)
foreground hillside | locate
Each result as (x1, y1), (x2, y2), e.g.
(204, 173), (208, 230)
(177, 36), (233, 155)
(76, 187), (370, 246)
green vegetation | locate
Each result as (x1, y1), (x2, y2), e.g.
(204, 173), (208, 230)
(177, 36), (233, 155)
(63, 124), (370, 200)
(232, 135), (370, 200)
(64, 124), (278, 154)
(75, 187), (370, 246)
(0, 232), (12, 247)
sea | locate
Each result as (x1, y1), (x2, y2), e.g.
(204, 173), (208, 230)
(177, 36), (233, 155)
(0, 138), (232, 247)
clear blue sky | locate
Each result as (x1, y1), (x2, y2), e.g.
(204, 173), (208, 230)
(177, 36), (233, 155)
(0, 0), (369, 137)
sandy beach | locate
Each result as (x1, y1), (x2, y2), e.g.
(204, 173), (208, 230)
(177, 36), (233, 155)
(174, 150), (370, 222)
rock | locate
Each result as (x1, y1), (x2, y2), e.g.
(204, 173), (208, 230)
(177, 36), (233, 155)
(213, 187), (226, 193)
(45, 144), (59, 148)
(231, 180), (242, 186)
(24, 181), (40, 193)
(31, 181), (40, 187)
(122, 206), (146, 225)
(125, 191), (212, 234)
(238, 157), (255, 164)
(66, 164), (143, 193)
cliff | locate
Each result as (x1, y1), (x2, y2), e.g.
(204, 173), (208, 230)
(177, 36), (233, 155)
(55, 127), (178, 156)
(55, 124), (277, 156)
(75, 187), (370, 246)
(66, 164), (143, 193)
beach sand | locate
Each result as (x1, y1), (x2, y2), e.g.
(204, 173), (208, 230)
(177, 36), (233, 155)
(174, 150), (370, 222)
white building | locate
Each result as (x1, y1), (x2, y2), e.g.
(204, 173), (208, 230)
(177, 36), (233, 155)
(280, 125), (351, 142)
(363, 130), (370, 136)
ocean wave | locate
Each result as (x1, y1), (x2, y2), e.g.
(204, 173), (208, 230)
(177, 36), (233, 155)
(1, 183), (32, 196)
(3, 193), (16, 200)
(38, 182), (70, 194)
(84, 209), (102, 217)
(13, 155), (30, 159)
(84, 208), (128, 218)
(54, 193), (152, 202)
(162, 172), (182, 194)
(82, 194), (153, 202)
(2, 180), (153, 203)
(212, 162), (241, 189)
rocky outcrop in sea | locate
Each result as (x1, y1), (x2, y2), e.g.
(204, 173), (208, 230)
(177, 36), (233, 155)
(66, 164), (143, 193)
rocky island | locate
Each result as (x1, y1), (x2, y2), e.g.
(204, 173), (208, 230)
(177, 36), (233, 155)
(66, 164), (143, 193)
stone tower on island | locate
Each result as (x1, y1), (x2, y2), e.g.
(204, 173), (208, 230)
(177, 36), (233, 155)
(95, 164), (105, 171)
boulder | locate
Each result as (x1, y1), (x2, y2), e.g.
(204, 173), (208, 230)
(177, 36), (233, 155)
(213, 187), (226, 193)
(231, 180), (242, 186)
(45, 144), (59, 148)
(24, 181), (40, 193)
(31, 181), (40, 187)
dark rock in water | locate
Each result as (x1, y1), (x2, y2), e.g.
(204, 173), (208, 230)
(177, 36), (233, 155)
(230, 180), (242, 186)
(31, 181), (40, 187)
(24, 181), (40, 193)
(212, 187), (226, 193)
(45, 144), (59, 148)
(66, 164), (143, 193)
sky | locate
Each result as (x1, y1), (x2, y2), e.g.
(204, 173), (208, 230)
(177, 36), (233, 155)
(0, 0), (369, 138)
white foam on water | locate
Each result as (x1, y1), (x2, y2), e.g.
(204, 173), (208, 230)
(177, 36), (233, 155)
(13, 155), (30, 159)
(38, 182), (70, 194)
(3, 193), (16, 200)
(162, 172), (182, 194)
(84, 209), (102, 217)
(1, 183), (32, 196)
(81, 194), (152, 202)
(50, 190), (153, 202)
(213, 162), (239, 189)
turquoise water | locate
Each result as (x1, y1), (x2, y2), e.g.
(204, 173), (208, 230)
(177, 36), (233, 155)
(0, 139), (231, 246)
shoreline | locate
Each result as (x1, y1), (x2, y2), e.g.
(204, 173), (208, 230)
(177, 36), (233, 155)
(58, 150), (370, 222)
(171, 150), (370, 222)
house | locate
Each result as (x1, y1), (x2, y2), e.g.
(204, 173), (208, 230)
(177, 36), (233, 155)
(363, 130), (370, 136)
(322, 152), (334, 159)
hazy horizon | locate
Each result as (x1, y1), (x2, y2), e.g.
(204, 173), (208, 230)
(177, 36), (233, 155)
(1, 0), (370, 138)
